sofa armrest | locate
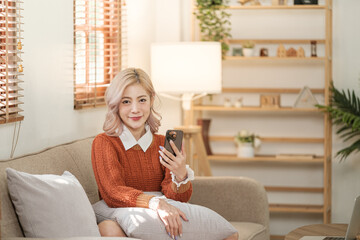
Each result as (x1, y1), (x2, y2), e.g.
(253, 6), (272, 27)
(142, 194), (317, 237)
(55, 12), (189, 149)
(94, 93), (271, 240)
(189, 176), (269, 230)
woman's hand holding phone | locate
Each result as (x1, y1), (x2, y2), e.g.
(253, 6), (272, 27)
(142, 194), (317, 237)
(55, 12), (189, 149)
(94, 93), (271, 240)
(159, 140), (187, 182)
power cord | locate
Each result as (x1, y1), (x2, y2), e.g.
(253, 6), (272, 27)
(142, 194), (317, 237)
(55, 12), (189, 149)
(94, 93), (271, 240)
(10, 121), (21, 159)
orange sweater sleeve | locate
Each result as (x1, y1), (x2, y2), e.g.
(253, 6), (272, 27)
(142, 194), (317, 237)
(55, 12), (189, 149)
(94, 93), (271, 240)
(160, 159), (193, 202)
(91, 135), (153, 208)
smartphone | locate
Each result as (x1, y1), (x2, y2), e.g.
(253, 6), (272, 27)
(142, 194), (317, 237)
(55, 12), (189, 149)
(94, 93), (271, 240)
(164, 130), (183, 156)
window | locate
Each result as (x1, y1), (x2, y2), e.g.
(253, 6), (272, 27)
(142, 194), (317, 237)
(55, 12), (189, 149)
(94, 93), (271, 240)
(0, 0), (24, 124)
(73, 0), (127, 109)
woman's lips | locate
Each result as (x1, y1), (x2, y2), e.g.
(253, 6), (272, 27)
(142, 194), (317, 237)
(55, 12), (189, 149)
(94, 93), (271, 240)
(130, 116), (142, 121)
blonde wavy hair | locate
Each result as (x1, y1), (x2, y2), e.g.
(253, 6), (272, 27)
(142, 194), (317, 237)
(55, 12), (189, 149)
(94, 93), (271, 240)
(103, 68), (161, 136)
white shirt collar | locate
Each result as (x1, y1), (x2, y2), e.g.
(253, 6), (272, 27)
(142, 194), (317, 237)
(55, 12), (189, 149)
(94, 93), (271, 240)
(120, 124), (153, 152)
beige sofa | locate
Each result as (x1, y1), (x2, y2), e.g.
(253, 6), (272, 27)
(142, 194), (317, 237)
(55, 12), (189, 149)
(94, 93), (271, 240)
(0, 137), (270, 240)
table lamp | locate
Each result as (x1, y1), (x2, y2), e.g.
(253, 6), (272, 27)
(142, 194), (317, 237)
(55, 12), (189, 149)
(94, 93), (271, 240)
(150, 42), (222, 126)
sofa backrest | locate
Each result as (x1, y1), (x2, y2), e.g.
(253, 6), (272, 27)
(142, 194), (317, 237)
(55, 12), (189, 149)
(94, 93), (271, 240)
(0, 137), (99, 238)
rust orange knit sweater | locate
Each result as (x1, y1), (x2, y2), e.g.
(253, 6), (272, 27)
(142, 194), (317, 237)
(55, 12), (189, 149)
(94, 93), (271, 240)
(91, 133), (193, 208)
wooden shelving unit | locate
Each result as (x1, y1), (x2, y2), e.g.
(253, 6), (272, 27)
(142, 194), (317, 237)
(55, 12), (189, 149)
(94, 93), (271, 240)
(191, 0), (332, 238)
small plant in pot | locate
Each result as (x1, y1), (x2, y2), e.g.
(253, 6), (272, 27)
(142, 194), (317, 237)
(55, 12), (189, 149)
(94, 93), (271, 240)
(194, 0), (232, 57)
(234, 130), (261, 158)
(242, 41), (255, 57)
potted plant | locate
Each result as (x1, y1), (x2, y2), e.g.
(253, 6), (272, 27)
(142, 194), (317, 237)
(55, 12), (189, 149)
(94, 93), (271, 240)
(234, 130), (261, 157)
(316, 83), (360, 161)
(194, 0), (232, 57)
(242, 40), (255, 57)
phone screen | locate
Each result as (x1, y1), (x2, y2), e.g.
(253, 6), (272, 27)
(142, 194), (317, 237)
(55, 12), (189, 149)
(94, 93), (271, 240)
(164, 130), (183, 156)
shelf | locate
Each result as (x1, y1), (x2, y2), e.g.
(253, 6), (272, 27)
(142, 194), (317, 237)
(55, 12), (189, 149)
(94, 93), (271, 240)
(224, 56), (326, 63)
(210, 136), (324, 143)
(269, 204), (323, 213)
(265, 186), (323, 193)
(229, 39), (326, 44)
(270, 235), (285, 240)
(227, 5), (326, 10)
(194, 5), (326, 10)
(222, 87), (324, 94)
(193, 105), (322, 113)
(207, 154), (324, 164)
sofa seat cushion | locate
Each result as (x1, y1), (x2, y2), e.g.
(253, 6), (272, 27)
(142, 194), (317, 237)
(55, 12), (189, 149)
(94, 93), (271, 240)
(229, 222), (267, 240)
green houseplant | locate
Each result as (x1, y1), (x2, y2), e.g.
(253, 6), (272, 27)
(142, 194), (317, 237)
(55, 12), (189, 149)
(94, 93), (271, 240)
(242, 40), (255, 57)
(316, 84), (360, 161)
(194, 0), (232, 57)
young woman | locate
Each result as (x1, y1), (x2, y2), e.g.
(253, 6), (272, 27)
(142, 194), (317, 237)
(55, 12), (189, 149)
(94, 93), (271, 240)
(91, 68), (238, 240)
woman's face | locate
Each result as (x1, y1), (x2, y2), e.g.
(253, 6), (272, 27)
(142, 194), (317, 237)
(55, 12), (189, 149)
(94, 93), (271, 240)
(119, 83), (152, 135)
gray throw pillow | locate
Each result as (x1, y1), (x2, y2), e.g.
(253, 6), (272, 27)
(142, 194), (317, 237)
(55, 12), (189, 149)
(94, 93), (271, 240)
(6, 168), (101, 238)
(93, 193), (237, 240)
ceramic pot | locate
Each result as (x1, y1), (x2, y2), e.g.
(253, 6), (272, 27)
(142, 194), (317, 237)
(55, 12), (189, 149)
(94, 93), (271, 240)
(237, 142), (254, 158)
(242, 48), (254, 57)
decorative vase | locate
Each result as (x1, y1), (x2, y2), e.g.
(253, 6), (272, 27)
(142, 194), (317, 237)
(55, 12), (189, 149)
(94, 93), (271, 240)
(197, 118), (213, 155)
(242, 48), (254, 57)
(237, 142), (254, 158)
(234, 98), (243, 108)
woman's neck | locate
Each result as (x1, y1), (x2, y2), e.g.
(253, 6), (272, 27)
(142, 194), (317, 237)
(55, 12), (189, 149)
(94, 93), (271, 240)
(130, 127), (146, 141)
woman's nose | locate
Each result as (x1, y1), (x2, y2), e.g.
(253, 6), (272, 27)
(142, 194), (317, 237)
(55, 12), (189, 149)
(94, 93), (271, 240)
(131, 103), (139, 112)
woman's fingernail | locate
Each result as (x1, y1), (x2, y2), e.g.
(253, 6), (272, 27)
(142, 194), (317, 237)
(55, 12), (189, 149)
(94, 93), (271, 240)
(175, 236), (178, 240)
(180, 234), (183, 237)
(159, 156), (162, 161)
(167, 232), (171, 237)
(172, 235), (175, 240)
(158, 150), (162, 155)
(159, 146), (164, 150)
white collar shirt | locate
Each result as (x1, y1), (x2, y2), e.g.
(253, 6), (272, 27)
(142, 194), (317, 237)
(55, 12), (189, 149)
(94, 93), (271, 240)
(120, 124), (153, 152)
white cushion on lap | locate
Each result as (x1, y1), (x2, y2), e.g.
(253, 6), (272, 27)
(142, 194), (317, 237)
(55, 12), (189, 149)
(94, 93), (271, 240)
(93, 193), (237, 240)
(6, 168), (101, 238)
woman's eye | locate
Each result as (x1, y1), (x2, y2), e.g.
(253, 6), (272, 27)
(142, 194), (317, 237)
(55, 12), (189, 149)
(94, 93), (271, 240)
(139, 98), (147, 103)
(122, 100), (130, 104)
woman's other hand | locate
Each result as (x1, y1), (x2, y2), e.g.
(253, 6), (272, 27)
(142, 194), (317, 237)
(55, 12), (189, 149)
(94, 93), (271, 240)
(159, 141), (187, 182)
(155, 199), (188, 239)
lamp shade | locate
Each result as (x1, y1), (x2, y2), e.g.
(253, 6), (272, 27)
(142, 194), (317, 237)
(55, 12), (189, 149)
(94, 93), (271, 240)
(151, 42), (222, 94)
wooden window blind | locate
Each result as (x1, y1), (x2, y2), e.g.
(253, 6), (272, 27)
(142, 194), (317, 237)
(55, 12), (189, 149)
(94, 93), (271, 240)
(0, 0), (24, 124)
(73, 0), (127, 109)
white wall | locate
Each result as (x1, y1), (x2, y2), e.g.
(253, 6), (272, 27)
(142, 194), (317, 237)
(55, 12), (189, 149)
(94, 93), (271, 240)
(331, 0), (360, 223)
(0, 0), (106, 159)
(0, 0), (359, 236)
(0, 0), (182, 160)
